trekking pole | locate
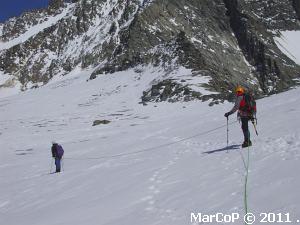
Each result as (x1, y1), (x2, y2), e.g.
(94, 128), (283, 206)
(252, 120), (258, 136)
(226, 117), (229, 153)
(50, 158), (53, 174)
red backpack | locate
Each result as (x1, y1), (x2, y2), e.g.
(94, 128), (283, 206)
(239, 93), (256, 115)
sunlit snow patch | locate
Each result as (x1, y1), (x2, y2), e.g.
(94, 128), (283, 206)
(0, 71), (22, 98)
(274, 31), (300, 65)
(171, 67), (218, 95)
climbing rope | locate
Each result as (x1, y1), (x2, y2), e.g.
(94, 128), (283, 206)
(62, 118), (252, 223)
(243, 144), (250, 225)
(239, 130), (253, 225)
(64, 121), (238, 161)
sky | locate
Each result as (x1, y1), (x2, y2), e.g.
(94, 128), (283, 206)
(0, 0), (50, 23)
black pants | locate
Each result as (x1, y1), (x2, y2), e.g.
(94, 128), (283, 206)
(241, 117), (250, 142)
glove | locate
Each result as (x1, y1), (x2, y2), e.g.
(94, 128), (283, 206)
(224, 112), (230, 117)
(250, 117), (257, 125)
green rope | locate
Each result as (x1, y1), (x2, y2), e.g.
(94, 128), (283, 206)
(243, 136), (251, 225)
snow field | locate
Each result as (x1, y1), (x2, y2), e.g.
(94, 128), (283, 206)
(0, 66), (299, 225)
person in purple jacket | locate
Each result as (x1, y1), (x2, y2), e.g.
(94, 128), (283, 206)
(51, 141), (64, 173)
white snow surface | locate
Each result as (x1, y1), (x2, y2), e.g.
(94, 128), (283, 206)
(169, 67), (218, 95)
(275, 31), (300, 65)
(0, 70), (9, 85)
(0, 67), (300, 225)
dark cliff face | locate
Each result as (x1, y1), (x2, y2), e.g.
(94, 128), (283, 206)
(244, 0), (299, 30)
(0, 0), (300, 102)
(95, 0), (300, 99)
(93, 0), (256, 94)
(223, 0), (299, 94)
(292, 0), (300, 19)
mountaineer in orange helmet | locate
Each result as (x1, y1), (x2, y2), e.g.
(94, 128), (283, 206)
(224, 86), (256, 148)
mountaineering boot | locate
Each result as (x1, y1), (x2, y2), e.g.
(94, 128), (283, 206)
(242, 140), (252, 148)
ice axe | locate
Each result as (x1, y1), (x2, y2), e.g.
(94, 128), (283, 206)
(251, 119), (258, 136)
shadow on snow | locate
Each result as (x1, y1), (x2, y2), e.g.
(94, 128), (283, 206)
(202, 144), (240, 154)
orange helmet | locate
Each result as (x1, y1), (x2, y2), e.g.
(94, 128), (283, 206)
(235, 86), (245, 95)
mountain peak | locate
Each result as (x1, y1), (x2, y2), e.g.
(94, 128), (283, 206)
(0, 0), (300, 102)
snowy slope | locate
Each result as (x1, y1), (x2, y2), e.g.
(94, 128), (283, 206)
(275, 31), (300, 65)
(0, 65), (300, 225)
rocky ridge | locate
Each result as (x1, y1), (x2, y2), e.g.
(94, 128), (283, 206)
(0, 0), (300, 103)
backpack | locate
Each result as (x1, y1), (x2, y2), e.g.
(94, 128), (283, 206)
(240, 92), (256, 116)
(56, 144), (64, 158)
